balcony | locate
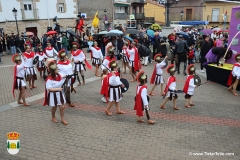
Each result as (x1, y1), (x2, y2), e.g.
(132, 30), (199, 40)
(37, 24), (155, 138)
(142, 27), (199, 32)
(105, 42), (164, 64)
(115, 13), (128, 19)
(145, 17), (155, 23)
(21, 9), (39, 20)
(206, 15), (230, 23)
(114, 0), (131, 3)
(132, 0), (145, 3)
(169, 13), (202, 21)
(134, 13), (145, 19)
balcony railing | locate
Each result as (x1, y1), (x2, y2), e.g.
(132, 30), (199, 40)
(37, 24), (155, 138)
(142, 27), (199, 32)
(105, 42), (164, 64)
(169, 13), (202, 21)
(21, 9), (39, 20)
(145, 17), (155, 23)
(115, 13), (128, 19)
(206, 15), (230, 23)
(114, 0), (131, 3)
(132, 0), (145, 3)
(134, 13), (145, 19)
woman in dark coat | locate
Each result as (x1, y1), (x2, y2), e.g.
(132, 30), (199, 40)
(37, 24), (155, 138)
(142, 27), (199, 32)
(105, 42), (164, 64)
(200, 35), (212, 71)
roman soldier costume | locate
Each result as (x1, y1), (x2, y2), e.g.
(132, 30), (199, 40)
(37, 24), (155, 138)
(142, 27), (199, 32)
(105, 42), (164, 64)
(227, 54), (240, 86)
(183, 64), (196, 100)
(101, 60), (121, 103)
(36, 44), (48, 74)
(134, 71), (155, 124)
(127, 40), (141, 73)
(12, 54), (26, 97)
(121, 41), (130, 63)
(101, 45), (116, 71)
(43, 61), (66, 107)
(71, 42), (91, 84)
(45, 41), (58, 59)
(57, 49), (75, 107)
(164, 64), (177, 101)
(150, 54), (166, 85)
(23, 46), (37, 83)
(90, 42), (103, 66)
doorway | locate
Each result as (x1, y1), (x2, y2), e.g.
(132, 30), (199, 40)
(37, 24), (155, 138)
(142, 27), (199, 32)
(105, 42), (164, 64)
(26, 27), (37, 37)
(186, 9), (193, 21)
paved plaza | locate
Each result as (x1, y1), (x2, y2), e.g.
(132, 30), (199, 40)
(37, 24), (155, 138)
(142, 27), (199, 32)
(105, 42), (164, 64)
(0, 51), (239, 160)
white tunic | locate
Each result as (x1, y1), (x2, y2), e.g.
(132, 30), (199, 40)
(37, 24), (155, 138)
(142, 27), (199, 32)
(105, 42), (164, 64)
(45, 47), (58, 60)
(137, 86), (148, 107)
(232, 63), (240, 79)
(71, 50), (85, 72)
(166, 77), (177, 98)
(127, 48), (135, 61)
(23, 52), (37, 75)
(108, 75), (122, 102)
(101, 58), (110, 71)
(16, 62), (26, 87)
(90, 47), (103, 59)
(186, 75), (196, 95)
(57, 62), (73, 87)
(156, 61), (166, 75)
(46, 78), (66, 107)
(36, 53), (48, 68)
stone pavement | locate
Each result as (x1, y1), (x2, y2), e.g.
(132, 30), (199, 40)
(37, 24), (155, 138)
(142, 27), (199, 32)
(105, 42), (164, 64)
(0, 50), (240, 160)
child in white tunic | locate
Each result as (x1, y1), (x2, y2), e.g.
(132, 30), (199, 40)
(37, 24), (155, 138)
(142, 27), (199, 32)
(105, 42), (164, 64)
(44, 61), (68, 125)
(12, 54), (30, 106)
(105, 60), (125, 116)
(90, 41), (103, 77)
(36, 44), (48, 78)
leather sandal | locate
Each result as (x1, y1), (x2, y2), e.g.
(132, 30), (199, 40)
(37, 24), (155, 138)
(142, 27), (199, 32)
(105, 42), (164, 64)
(185, 104), (191, 108)
(174, 107), (180, 110)
(228, 88), (233, 93)
(189, 103), (195, 106)
(137, 119), (144, 123)
(17, 101), (23, 104)
(149, 93), (155, 96)
(117, 110), (125, 114)
(61, 120), (68, 125)
(148, 120), (155, 124)
(160, 105), (166, 109)
(105, 110), (112, 116)
(23, 103), (30, 106)
(232, 92), (238, 96)
(69, 103), (75, 107)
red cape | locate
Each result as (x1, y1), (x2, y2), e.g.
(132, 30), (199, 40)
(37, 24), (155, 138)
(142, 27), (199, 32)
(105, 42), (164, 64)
(100, 72), (120, 102)
(183, 75), (194, 94)
(23, 52), (35, 59)
(227, 63), (240, 86)
(164, 76), (176, 94)
(150, 64), (157, 84)
(71, 49), (81, 56)
(133, 47), (141, 72)
(12, 65), (17, 98)
(134, 85), (147, 117)
(36, 51), (44, 56)
(43, 74), (62, 106)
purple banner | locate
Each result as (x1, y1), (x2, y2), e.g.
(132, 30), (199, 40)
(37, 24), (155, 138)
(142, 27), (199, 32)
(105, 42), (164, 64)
(226, 6), (240, 64)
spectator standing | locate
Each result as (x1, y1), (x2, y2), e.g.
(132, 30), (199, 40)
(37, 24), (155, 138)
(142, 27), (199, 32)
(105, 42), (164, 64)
(56, 34), (62, 51)
(61, 33), (69, 54)
(152, 32), (161, 58)
(143, 34), (152, 63)
(9, 35), (16, 54)
(200, 35), (212, 72)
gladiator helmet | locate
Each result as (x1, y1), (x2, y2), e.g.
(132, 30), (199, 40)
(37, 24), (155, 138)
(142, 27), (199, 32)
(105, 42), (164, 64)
(12, 54), (21, 64)
(166, 64), (175, 75)
(136, 70), (147, 84)
(72, 42), (79, 49)
(58, 49), (67, 60)
(187, 64), (195, 75)
(109, 59), (118, 71)
(154, 54), (163, 63)
(235, 54), (240, 62)
(47, 60), (57, 72)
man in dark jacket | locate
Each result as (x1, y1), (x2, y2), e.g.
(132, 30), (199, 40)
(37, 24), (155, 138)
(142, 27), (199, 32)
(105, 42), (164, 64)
(174, 35), (189, 75)
(152, 32), (161, 58)
(200, 35), (212, 72)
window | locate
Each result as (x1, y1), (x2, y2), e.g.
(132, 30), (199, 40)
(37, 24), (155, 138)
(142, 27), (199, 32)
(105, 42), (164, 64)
(212, 8), (220, 22)
(58, 3), (64, 13)
(24, 4), (32, 11)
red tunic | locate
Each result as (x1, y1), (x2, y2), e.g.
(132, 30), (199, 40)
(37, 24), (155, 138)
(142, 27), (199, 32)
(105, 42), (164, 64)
(134, 85), (147, 117)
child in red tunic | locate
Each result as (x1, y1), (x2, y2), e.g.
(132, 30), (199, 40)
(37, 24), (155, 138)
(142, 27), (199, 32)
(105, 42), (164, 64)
(134, 71), (155, 124)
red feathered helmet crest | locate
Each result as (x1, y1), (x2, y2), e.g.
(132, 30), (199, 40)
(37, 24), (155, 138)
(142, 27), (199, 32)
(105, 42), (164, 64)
(108, 59), (118, 69)
(47, 60), (57, 72)
(154, 54), (162, 62)
(187, 64), (195, 75)
(166, 64), (175, 74)
(58, 49), (66, 60)
(235, 54), (240, 62)
(12, 54), (21, 63)
(136, 70), (147, 83)
(72, 42), (79, 48)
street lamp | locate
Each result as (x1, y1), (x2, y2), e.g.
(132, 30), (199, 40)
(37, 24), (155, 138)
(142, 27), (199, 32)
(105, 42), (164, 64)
(12, 8), (19, 36)
(159, 0), (179, 27)
(181, 10), (184, 21)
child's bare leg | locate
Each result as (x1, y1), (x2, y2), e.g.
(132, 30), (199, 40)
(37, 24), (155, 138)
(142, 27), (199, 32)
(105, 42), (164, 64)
(149, 84), (157, 96)
(160, 98), (169, 109)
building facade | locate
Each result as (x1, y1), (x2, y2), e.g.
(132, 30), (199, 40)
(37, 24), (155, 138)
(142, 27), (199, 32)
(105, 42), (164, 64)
(113, 0), (131, 29)
(168, 0), (203, 22)
(144, 0), (165, 24)
(0, 0), (78, 37)
(203, 0), (239, 28)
